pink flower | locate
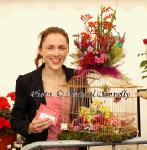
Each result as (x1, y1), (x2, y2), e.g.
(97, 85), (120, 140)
(91, 114), (104, 125)
(87, 46), (94, 52)
(91, 124), (100, 131)
(107, 118), (121, 127)
(95, 54), (106, 64)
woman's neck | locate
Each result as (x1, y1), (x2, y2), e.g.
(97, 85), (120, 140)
(42, 64), (65, 82)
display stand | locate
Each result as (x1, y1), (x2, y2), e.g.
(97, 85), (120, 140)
(21, 137), (147, 150)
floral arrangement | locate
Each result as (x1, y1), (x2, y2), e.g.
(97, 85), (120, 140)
(58, 6), (138, 143)
(0, 92), (15, 134)
(138, 39), (147, 79)
(58, 99), (137, 142)
(70, 99), (136, 131)
(70, 6), (125, 79)
(70, 100), (113, 132)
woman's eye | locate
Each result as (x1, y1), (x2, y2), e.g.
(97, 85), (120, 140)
(59, 46), (66, 50)
(60, 48), (66, 50)
(47, 47), (53, 50)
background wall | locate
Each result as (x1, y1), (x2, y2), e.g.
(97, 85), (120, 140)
(0, 0), (147, 137)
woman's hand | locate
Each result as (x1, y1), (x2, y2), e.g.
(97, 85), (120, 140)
(28, 117), (53, 134)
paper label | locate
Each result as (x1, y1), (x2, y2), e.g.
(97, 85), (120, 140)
(61, 123), (68, 130)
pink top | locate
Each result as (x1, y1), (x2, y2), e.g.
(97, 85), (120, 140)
(45, 96), (78, 150)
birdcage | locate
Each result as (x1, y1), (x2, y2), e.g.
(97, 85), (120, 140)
(58, 70), (138, 142)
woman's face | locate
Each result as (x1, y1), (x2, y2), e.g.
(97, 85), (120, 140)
(40, 33), (69, 71)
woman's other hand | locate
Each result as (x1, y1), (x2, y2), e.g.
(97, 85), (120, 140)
(28, 117), (53, 134)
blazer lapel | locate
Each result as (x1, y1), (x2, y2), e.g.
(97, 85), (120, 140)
(30, 64), (46, 108)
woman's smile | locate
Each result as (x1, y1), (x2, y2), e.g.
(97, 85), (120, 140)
(50, 58), (61, 64)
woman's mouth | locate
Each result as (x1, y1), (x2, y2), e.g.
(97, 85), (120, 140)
(51, 58), (61, 64)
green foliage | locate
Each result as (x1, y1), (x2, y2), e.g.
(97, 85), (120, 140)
(140, 60), (147, 68)
(0, 109), (11, 119)
(140, 60), (147, 79)
(108, 45), (125, 66)
(58, 125), (137, 142)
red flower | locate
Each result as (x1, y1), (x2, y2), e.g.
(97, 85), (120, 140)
(103, 22), (115, 29)
(4, 119), (11, 129)
(0, 97), (11, 109)
(81, 14), (93, 22)
(0, 117), (5, 129)
(81, 32), (90, 41)
(0, 92), (14, 132)
(102, 7), (112, 13)
(80, 52), (95, 67)
(6, 92), (16, 101)
(88, 21), (97, 28)
(81, 32), (91, 48)
(143, 39), (147, 44)
(86, 52), (95, 65)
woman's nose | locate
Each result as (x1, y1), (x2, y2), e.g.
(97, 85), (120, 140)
(53, 48), (60, 56)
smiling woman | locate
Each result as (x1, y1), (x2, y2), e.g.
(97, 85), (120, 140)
(35, 27), (69, 70)
(10, 27), (86, 150)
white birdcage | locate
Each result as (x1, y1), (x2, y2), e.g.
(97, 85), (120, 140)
(58, 70), (138, 142)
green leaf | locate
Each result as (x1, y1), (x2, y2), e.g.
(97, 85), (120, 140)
(141, 70), (147, 73)
(140, 60), (147, 68)
(109, 45), (125, 65)
(142, 75), (147, 79)
(115, 35), (119, 40)
(116, 42), (122, 48)
(107, 9), (116, 35)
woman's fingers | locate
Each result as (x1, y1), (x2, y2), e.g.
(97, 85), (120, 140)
(34, 123), (51, 133)
(28, 118), (53, 134)
(35, 119), (52, 128)
(32, 122), (52, 133)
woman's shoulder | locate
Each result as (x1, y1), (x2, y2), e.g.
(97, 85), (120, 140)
(65, 66), (75, 73)
(16, 67), (41, 83)
(63, 65), (76, 81)
(16, 64), (76, 82)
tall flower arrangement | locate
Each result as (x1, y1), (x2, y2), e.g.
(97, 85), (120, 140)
(0, 92), (15, 134)
(70, 6), (125, 79)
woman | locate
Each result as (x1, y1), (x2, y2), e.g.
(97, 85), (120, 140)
(11, 27), (86, 150)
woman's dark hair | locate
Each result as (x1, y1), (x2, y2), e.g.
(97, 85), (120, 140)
(35, 27), (69, 68)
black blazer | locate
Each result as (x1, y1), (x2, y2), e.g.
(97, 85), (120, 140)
(10, 64), (75, 144)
